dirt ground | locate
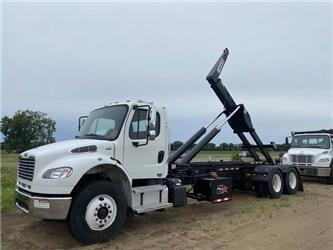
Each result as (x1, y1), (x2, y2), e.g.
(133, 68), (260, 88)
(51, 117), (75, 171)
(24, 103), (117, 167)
(2, 181), (333, 250)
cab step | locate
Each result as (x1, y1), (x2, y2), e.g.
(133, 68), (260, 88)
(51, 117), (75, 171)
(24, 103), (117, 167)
(134, 202), (173, 214)
(132, 185), (172, 213)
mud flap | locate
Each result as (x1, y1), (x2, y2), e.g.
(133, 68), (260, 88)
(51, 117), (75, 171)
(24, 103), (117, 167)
(298, 178), (304, 192)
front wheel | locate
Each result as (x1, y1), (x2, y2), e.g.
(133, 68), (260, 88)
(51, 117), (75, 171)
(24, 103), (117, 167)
(68, 180), (127, 244)
(328, 161), (333, 184)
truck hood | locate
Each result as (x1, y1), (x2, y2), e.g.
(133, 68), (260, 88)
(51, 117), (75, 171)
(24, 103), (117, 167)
(288, 148), (328, 156)
(20, 139), (115, 168)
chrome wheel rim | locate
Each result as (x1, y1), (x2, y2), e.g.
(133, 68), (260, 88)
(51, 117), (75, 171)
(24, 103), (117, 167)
(85, 194), (117, 231)
(289, 172), (297, 189)
(272, 173), (282, 193)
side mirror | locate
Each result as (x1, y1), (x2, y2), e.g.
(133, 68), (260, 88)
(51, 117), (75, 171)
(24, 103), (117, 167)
(148, 109), (156, 127)
(78, 116), (87, 131)
(285, 137), (289, 145)
(148, 130), (156, 140)
(147, 109), (157, 141)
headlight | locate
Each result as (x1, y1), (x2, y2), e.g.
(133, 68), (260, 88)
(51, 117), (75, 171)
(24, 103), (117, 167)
(318, 158), (330, 163)
(282, 156), (288, 163)
(42, 167), (73, 179)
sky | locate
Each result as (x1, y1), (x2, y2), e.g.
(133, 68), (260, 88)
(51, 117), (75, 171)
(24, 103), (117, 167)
(2, 2), (333, 145)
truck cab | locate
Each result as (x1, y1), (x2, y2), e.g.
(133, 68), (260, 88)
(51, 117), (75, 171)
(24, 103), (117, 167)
(282, 130), (333, 181)
(75, 101), (170, 179)
(15, 100), (174, 243)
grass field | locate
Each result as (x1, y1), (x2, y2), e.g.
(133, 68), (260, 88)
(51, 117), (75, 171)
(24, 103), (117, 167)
(1, 153), (19, 164)
(1, 151), (19, 212)
(192, 150), (280, 162)
(0, 150), (281, 213)
(1, 167), (17, 212)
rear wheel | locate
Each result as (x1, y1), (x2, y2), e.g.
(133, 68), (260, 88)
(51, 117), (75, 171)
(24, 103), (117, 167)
(267, 170), (283, 199)
(284, 168), (299, 195)
(68, 180), (127, 244)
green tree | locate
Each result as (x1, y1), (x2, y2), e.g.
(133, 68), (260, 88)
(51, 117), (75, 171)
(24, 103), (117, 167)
(0, 110), (56, 153)
(203, 142), (216, 151)
(171, 141), (183, 151)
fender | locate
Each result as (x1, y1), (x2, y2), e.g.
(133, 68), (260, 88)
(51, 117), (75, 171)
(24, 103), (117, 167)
(29, 153), (132, 195)
(74, 158), (133, 208)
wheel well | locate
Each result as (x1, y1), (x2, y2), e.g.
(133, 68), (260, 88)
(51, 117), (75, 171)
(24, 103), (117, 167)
(71, 164), (132, 208)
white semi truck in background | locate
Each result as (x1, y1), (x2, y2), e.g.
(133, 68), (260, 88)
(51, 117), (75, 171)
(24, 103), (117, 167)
(15, 49), (304, 244)
(282, 129), (333, 183)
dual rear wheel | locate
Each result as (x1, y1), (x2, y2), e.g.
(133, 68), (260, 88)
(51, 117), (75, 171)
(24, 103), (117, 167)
(255, 168), (299, 198)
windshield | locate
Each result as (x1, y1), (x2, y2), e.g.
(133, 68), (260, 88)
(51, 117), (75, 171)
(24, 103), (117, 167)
(78, 105), (128, 140)
(290, 135), (330, 149)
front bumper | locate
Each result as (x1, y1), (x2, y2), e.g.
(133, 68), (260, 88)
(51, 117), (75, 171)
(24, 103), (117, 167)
(299, 167), (331, 177)
(15, 188), (72, 220)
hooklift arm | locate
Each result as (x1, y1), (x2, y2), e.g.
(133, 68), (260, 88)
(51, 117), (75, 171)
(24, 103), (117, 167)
(207, 48), (274, 164)
(171, 48), (275, 165)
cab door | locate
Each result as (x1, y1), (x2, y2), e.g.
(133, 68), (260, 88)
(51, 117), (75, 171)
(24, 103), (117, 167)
(123, 107), (166, 179)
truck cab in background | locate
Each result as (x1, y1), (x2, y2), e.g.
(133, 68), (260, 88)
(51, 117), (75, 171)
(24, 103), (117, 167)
(282, 130), (333, 183)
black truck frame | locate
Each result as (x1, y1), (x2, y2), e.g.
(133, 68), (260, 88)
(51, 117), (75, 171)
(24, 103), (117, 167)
(167, 48), (303, 202)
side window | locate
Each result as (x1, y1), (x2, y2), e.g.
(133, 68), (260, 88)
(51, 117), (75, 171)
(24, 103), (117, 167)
(129, 109), (148, 140)
(155, 112), (161, 137)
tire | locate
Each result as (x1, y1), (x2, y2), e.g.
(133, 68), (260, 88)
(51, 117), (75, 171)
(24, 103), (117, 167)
(284, 168), (299, 195)
(267, 170), (283, 199)
(328, 161), (333, 184)
(68, 180), (127, 245)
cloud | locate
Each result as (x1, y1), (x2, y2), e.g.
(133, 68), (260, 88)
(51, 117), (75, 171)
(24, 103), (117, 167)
(2, 2), (332, 144)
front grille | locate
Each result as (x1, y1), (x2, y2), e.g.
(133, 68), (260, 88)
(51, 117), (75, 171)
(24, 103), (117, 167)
(290, 154), (314, 164)
(18, 156), (35, 181)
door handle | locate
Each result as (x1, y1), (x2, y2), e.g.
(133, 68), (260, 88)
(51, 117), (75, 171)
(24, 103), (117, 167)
(158, 151), (165, 163)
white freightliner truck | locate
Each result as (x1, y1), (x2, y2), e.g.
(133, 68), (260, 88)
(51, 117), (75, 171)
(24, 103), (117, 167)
(282, 130), (333, 183)
(15, 49), (303, 244)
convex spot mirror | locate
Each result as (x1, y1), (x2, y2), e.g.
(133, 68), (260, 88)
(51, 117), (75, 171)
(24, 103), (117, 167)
(148, 109), (157, 141)
(78, 116), (88, 131)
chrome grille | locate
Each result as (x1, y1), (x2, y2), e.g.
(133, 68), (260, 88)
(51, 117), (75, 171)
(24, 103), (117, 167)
(18, 156), (35, 181)
(290, 154), (314, 164)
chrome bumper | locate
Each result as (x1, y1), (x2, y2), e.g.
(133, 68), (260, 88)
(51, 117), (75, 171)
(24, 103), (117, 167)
(299, 167), (331, 177)
(15, 188), (72, 220)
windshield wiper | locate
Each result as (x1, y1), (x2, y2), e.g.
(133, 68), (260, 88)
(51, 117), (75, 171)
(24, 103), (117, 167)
(309, 146), (325, 149)
(84, 133), (101, 137)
